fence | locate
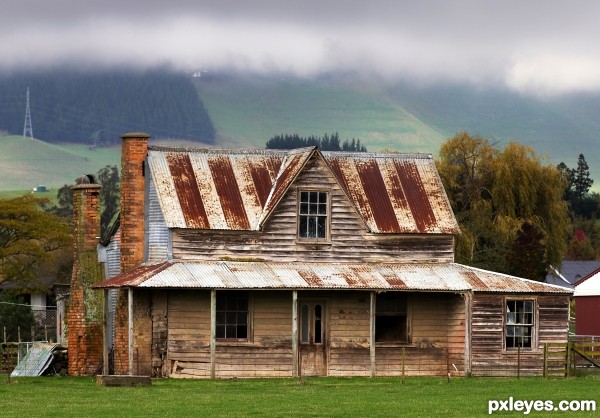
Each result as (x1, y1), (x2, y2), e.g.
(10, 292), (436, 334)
(543, 339), (600, 378)
(1, 308), (60, 372)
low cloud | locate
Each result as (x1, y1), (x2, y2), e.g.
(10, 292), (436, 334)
(3, 1), (600, 96)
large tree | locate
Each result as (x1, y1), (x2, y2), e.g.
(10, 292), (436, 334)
(436, 132), (571, 279)
(0, 195), (72, 288)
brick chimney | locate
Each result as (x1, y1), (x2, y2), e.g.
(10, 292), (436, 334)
(120, 132), (150, 273)
(113, 132), (150, 375)
(67, 174), (103, 376)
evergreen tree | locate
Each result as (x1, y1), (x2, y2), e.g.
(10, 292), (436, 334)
(573, 154), (593, 199)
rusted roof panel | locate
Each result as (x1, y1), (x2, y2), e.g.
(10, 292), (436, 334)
(148, 147), (458, 234)
(95, 261), (571, 294)
(323, 153), (459, 234)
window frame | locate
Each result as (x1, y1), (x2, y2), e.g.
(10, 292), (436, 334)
(504, 298), (536, 351)
(297, 189), (330, 242)
(375, 292), (411, 346)
(215, 291), (252, 343)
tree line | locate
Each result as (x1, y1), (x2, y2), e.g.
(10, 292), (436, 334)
(0, 69), (215, 144)
(266, 132), (367, 152)
(436, 132), (599, 281)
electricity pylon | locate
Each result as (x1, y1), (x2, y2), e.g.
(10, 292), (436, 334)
(23, 87), (33, 139)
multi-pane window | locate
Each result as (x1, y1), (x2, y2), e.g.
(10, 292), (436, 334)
(505, 300), (534, 349)
(375, 293), (409, 343)
(216, 291), (249, 340)
(298, 191), (328, 239)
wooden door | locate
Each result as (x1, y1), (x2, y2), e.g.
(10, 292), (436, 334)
(298, 300), (327, 376)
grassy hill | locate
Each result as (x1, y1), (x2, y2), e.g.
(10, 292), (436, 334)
(0, 136), (120, 193)
(2, 73), (600, 193)
(194, 75), (446, 152)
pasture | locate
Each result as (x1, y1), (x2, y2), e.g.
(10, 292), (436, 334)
(0, 374), (598, 417)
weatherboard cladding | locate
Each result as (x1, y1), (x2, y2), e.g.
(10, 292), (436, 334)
(94, 261), (571, 294)
(147, 146), (459, 235)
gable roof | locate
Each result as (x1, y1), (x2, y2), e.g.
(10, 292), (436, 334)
(147, 146), (459, 234)
(574, 267), (600, 296)
(94, 260), (571, 294)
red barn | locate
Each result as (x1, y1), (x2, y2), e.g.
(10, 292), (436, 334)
(574, 268), (600, 336)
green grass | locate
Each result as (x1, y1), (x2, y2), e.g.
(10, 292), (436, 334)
(1, 375), (598, 417)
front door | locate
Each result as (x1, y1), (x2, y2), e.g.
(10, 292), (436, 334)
(298, 300), (327, 376)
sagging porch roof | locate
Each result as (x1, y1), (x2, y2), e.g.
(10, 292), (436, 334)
(93, 261), (571, 294)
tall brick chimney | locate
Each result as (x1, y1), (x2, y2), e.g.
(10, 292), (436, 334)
(113, 132), (150, 374)
(68, 174), (103, 376)
(120, 132), (150, 273)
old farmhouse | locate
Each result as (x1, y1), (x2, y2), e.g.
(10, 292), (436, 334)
(68, 132), (572, 378)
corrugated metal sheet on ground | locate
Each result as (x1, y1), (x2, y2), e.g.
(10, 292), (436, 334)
(94, 261), (572, 294)
(11, 343), (59, 377)
(147, 146), (459, 234)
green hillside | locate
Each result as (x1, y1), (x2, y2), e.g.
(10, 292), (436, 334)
(195, 76), (446, 152)
(0, 136), (120, 192)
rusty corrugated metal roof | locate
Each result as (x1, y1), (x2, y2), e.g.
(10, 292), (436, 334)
(94, 261), (571, 294)
(147, 146), (458, 234)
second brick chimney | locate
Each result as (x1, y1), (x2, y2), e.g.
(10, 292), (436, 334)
(113, 132), (150, 375)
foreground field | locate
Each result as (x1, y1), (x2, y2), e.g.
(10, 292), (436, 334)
(0, 375), (598, 417)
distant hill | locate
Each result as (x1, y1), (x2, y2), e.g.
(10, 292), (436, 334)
(194, 73), (600, 187)
(0, 69), (215, 145)
(1, 72), (599, 193)
(0, 136), (121, 192)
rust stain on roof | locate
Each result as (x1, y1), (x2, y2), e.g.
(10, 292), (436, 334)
(248, 158), (282, 207)
(460, 271), (489, 291)
(166, 153), (209, 228)
(207, 157), (250, 230)
(93, 262), (171, 288)
(393, 160), (437, 233)
(355, 158), (401, 233)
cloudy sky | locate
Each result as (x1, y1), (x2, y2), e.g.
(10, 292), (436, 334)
(3, 0), (600, 96)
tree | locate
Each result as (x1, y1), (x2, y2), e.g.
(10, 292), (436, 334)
(97, 165), (120, 236)
(0, 195), (72, 288)
(266, 132), (367, 152)
(506, 222), (547, 281)
(573, 154), (593, 199)
(436, 132), (570, 278)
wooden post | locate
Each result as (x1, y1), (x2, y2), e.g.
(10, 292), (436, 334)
(103, 289), (109, 376)
(3, 326), (6, 344)
(463, 292), (472, 376)
(369, 291), (376, 378)
(543, 343), (548, 379)
(517, 346), (521, 379)
(128, 288), (134, 376)
(401, 347), (406, 383)
(292, 290), (298, 378)
(566, 341), (572, 378)
(210, 289), (216, 380)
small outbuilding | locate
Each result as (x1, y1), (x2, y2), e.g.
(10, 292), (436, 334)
(574, 268), (600, 336)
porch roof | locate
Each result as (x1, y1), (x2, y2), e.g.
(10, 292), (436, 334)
(94, 261), (571, 294)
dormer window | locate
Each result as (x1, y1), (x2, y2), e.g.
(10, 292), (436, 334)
(298, 190), (329, 239)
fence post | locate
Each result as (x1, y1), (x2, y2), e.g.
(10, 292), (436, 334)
(543, 343), (548, 379)
(517, 346), (521, 379)
(401, 347), (405, 383)
(566, 342), (572, 378)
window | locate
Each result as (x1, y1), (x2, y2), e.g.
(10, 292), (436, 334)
(216, 291), (249, 341)
(300, 302), (324, 344)
(505, 300), (534, 349)
(375, 293), (409, 343)
(298, 191), (328, 239)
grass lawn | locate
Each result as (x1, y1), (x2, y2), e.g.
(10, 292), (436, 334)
(0, 375), (598, 417)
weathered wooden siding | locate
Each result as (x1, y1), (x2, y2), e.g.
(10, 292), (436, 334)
(159, 289), (465, 378)
(374, 293), (465, 377)
(170, 155), (455, 263)
(470, 293), (570, 377)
